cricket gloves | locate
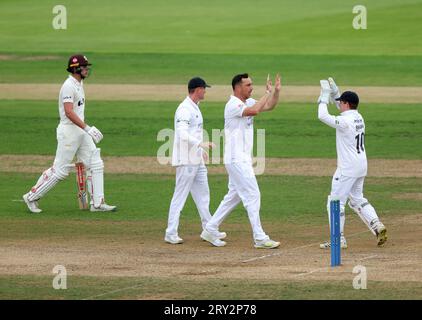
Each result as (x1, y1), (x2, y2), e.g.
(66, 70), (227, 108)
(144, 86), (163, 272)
(318, 80), (331, 104)
(84, 125), (103, 144)
(328, 77), (341, 104)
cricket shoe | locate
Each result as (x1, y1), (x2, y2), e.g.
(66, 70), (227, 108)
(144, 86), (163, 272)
(375, 223), (387, 246)
(200, 229), (226, 247)
(23, 193), (42, 213)
(90, 203), (117, 212)
(254, 238), (280, 249)
(201, 230), (227, 240)
(164, 234), (184, 244)
(319, 236), (348, 249)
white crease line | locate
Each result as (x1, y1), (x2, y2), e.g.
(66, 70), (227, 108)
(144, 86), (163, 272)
(292, 254), (379, 278)
(291, 267), (332, 278)
(12, 199), (24, 202)
(82, 283), (145, 300)
(242, 229), (372, 264)
(242, 242), (318, 263)
(343, 254), (378, 263)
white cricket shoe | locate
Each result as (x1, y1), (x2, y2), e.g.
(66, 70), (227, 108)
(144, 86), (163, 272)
(200, 229), (226, 247)
(254, 238), (280, 249)
(319, 236), (348, 249)
(216, 231), (227, 239)
(201, 230), (226, 240)
(90, 203), (117, 212)
(164, 234), (184, 244)
(23, 193), (42, 213)
(375, 223), (387, 246)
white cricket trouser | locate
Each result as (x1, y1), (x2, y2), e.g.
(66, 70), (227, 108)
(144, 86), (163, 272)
(206, 162), (268, 242)
(27, 124), (99, 201)
(55, 124), (98, 167)
(329, 168), (380, 234)
(166, 164), (212, 236)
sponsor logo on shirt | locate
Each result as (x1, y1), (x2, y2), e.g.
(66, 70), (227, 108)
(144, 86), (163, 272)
(176, 119), (190, 124)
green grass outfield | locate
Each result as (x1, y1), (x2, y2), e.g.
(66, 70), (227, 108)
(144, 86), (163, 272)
(2, 275), (421, 300)
(1, 0), (422, 85)
(1, 53), (422, 86)
(1, 0), (420, 55)
(0, 100), (421, 158)
(2, 173), (422, 222)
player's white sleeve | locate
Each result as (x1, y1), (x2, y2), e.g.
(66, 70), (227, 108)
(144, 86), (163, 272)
(62, 85), (74, 103)
(227, 101), (247, 118)
(318, 103), (348, 130)
(175, 108), (201, 147)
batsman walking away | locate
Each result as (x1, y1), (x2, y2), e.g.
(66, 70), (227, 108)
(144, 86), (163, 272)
(22, 54), (116, 213)
(317, 77), (387, 249)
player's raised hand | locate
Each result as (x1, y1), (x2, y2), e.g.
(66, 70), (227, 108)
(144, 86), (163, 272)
(318, 80), (331, 104)
(328, 77), (340, 101)
(266, 74), (273, 93)
(328, 77), (339, 96)
(274, 74), (281, 92)
(199, 141), (215, 150)
(202, 149), (209, 163)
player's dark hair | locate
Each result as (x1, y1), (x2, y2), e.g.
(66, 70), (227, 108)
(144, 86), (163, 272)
(232, 73), (249, 90)
(348, 102), (358, 109)
(188, 88), (195, 94)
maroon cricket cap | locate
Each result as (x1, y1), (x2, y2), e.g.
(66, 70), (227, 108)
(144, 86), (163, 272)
(66, 54), (92, 72)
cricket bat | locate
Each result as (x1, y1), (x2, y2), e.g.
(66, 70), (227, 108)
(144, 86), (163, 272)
(75, 162), (89, 210)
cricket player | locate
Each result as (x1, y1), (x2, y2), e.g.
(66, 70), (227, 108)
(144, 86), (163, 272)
(201, 73), (281, 248)
(317, 78), (387, 248)
(23, 54), (116, 213)
(165, 77), (225, 244)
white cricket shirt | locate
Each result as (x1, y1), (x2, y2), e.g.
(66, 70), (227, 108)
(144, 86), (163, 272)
(223, 95), (256, 164)
(172, 96), (204, 166)
(318, 103), (367, 177)
(59, 75), (85, 125)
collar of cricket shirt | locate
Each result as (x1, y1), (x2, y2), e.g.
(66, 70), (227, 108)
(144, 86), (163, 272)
(187, 96), (200, 110)
(341, 109), (358, 116)
(69, 75), (83, 87)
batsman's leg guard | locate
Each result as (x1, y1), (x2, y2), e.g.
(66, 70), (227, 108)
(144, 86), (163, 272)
(88, 148), (105, 208)
(27, 165), (68, 201)
(86, 168), (93, 206)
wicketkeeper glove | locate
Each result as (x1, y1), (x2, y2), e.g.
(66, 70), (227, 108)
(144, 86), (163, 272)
(84, 125), (103, 144)
(328, 77), (341, 104)
(318, 80), (331, 104)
